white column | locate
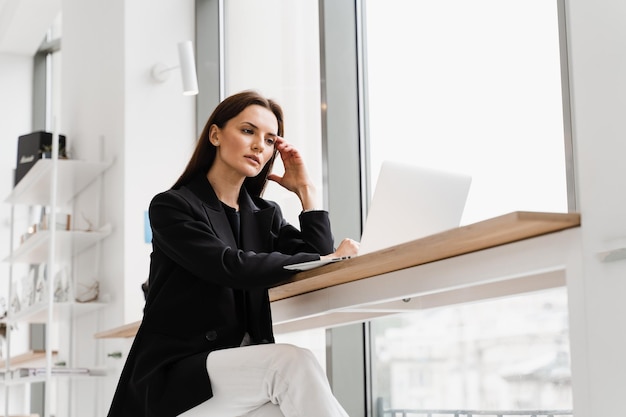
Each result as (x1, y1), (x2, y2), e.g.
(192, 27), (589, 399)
(565, 0), (626, 415)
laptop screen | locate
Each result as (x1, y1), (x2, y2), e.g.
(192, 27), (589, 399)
(358, 161), (472, 255)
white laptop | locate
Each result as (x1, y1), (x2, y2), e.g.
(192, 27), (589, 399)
(284, 161), (472, 271)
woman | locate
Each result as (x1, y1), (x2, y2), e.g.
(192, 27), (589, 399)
(107, 91), (359, 417)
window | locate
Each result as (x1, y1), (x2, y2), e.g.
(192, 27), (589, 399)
(364, 0), (570, 224)
(223, 0), (324, 226)
(371, 288), (572, 414)
(363, 1), (573, 414)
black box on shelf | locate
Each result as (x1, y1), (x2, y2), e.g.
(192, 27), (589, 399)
(14, 131), (67, 186)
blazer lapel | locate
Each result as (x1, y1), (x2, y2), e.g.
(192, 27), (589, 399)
(186, 175), (275, 251)
(205, 205), (238, 249)
(239, 190), (275, 252)
(187, 175), (238, 248)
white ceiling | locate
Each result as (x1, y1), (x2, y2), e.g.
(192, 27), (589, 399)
(0, 0), (61, 55)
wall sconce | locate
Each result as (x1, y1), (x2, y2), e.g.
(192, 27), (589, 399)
(151, 40), (199, 96)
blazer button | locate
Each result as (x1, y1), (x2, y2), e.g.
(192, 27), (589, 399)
(205, 330), (218, 341)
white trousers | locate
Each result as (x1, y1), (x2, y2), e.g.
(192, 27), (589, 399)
(177, 343), (350, 417)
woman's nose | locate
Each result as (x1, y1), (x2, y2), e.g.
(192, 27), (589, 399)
(251, 136), (264, 151)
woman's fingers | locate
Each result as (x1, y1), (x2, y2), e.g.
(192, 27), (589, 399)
(320, 238), (360, 261)
(336, 238), (360, 257)
(275, 137), (303, 166)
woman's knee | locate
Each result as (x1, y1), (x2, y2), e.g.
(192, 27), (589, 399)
(269, 344), (320, 372)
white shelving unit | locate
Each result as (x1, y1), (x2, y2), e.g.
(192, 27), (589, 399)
(3, 229), (111, 265)
(2, 154), (111, 417)
(5, 159), (111, 207)
(4, 301), (107, 325)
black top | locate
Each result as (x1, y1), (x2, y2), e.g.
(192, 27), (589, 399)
(107, 174), (334, 417)
(221, 202), (254, 346)
(221, 202), (241, 246)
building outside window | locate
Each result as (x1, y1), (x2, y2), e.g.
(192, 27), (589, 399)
(370, 288), (572, 414)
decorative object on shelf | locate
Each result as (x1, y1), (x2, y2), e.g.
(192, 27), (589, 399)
(0, 322), (6, 360)
(75, 280), (99, 303)
(0, 323), (5, 361)
(21, 267), (37, 308)
(10, 292), (20, 314)
(53, 267), (70, 303)
(150, 40), (199, 96)
(34, 265), (47, 304)
(19, 224), (38, 245)
(39, 212), (71, 231)
(80, 211), (94, 232)
(0, 297), (7, 319)
(17, 211), (71, 249)
(14, 131), (67, 186)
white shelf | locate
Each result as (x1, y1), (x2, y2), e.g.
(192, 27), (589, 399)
(2, 301), (107, 324)
(5, 159), (111, 206)
(3, 227), (111, 265)
(0, 350), (59, 368)
(2, 155), (112, 413)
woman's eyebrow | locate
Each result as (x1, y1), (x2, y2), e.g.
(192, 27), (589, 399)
(241, 121), (278, 137)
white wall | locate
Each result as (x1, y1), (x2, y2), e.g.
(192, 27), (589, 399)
(565, 0), (626, 415)
(0, 52), (34, 416)
(60, 0), (196, 414)
(0, 54), (32, 182)
(122, 0), (197, 325)
(0, 53), (32, 293)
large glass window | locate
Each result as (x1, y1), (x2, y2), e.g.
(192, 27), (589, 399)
(363, 1), (573, 414)
(224, 0), (324, 225)
(371, 288), (572, 414)
(364, 0), (569, 225)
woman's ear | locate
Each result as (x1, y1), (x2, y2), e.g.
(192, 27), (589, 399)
(209, 125), (220, 146)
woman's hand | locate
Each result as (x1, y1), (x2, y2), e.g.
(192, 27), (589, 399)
(267, 137), (318, 210)
(320, 238), (360, 260)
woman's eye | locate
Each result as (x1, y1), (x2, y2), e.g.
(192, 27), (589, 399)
(265, 137), (276, 146)
(242, 128), (253, 134)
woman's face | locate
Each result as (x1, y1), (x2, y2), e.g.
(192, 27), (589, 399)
(210, 104), (278, 180)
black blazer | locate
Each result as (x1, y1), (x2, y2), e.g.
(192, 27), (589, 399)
(107, 175), (334, 417)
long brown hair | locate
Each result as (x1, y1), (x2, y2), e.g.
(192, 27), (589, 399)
(172, 90), (284, 196)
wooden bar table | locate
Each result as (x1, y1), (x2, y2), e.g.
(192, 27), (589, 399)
(95, 211), (581, 339)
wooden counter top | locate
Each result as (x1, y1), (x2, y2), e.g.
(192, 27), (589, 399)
(95, 211), (580, 339)
(269, 211), (580, 301)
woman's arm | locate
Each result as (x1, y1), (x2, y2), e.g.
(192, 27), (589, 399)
(268, 137), (359, 258)
(150, 191), (322, 289)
